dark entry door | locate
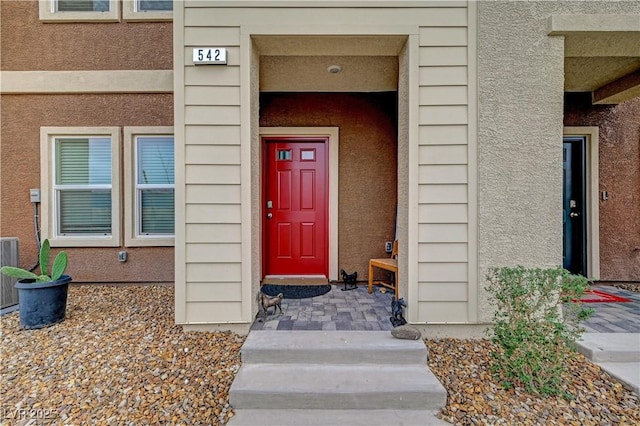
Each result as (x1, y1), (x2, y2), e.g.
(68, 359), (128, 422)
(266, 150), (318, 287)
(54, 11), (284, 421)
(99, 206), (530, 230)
(264, 138), (328, 276)
(563, 137), (587, 275)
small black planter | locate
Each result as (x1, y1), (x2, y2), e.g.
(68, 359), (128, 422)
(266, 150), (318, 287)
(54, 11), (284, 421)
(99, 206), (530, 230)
(15, 275), (72, 329)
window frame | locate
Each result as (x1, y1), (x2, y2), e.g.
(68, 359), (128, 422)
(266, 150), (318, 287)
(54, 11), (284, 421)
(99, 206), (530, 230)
(41, 127), (121, 247)
(123, 0), (173, 22)
(39, 0), (120, 22)
(124, 127), (175, 247)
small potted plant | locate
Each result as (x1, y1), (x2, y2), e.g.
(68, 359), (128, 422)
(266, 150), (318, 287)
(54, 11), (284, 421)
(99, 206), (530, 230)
(0, 239), (71, 329)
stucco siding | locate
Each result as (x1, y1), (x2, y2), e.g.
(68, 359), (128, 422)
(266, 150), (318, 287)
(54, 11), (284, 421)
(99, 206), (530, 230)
(476, 0), (640, 323)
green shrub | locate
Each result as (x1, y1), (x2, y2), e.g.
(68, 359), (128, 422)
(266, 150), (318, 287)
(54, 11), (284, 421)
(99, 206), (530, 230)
(485, 266), (593, 397)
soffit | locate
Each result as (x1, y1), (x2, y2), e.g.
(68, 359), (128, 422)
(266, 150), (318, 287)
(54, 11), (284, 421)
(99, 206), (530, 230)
(254, 35), (405, 92)
(549, 15), (640, 104)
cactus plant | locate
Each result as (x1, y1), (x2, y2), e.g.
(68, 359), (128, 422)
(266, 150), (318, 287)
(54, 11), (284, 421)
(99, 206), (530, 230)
(0, 239), (68, 283)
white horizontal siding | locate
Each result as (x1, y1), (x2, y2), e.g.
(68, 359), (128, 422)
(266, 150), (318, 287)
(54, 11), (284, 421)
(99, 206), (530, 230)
(184, 27), (240, 45)
(419, 145), (468, 165)
(187, 282), (242, 302)
(186, 185), (242, 204)
(186, 145), (241, 165)
(419, 262), (468, 282)
(420, 66), (467, 86)
(420, 86), (468, 105)
(186, 302), (243, 323)
(186, 262), (242, 282)
(420, 125), (468, 145)
(186, 224), (242, 243)
(184, 7), (467, 28)
(420, 27), (468, 46)
(419, 47), (467, 66)
(419, 164), (467, 184)
(418, 301), (468, 323)
(416, 8), (472, 324)
(186, 204), (242, 223)
(185, 126), (241, 145)
(419, 184), (467, 204)
(186, 243), (242, 263)
(185, 67), (240, 86)
(418, 282), (468, 302)
(419, 243), (468, 262)
(418, 223), (468, 243)
(418, 204), (468, 223)
(185, 106), (241, 125)
(186, 164), (241, 184)
(185, 86), (241, 106)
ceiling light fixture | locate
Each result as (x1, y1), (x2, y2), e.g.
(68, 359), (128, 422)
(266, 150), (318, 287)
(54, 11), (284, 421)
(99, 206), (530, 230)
(327, 65), (342, 74)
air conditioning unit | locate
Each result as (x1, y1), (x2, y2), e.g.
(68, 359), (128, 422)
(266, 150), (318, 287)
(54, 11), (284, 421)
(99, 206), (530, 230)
(1, 238), (19, 309)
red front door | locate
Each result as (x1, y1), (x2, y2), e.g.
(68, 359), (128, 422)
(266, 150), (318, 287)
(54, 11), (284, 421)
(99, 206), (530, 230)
(263, 138), (328, 276)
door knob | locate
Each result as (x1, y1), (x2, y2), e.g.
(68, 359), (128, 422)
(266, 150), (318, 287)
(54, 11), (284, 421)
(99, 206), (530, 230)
(267, 213), (273, 219)
(569, 212), (580, 218)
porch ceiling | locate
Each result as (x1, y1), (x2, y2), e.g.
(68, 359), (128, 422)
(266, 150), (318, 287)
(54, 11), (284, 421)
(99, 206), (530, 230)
(549, 14), (640, 104)
(254, 35), (405, 92)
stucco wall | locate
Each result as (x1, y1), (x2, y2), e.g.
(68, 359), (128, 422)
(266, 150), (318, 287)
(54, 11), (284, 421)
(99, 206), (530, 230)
(0, 94), (175, 283)
(565, 94), (640, 282)
(477, 1), (640, 322)
(0, 1), (173, 71)
(260, 92), (398, 278)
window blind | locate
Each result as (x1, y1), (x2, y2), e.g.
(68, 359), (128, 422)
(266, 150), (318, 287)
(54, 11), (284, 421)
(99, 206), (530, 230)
(138, 0), (173, 12)
(56, 0), (110, 12)
(55, 138), (112, 235)
(136, 136), (174, 235)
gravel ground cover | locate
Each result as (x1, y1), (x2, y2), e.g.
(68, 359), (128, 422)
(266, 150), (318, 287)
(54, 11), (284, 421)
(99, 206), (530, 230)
(426, 338), (640, 425)
(1, 285), (244, 426)
(2, 285), (639, 425)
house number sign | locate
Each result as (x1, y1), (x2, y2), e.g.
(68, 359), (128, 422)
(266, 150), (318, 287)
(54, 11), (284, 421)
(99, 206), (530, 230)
(193, 48), (227, 65)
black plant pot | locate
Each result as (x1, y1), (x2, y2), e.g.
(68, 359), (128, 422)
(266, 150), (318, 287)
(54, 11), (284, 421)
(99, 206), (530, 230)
(15, 275), (72, 329)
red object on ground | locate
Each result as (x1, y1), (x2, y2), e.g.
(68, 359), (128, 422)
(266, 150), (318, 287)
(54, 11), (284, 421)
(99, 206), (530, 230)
(574, 289), (631, 303)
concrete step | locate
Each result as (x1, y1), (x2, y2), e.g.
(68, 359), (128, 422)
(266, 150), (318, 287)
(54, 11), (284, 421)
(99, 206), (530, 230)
(597, 362), (640, 395)
(576, 333), (640, 395)
(230, 363), (446, 410)
(576, 333), (640, 362)
(227, 409), (451, 426)
(240, 331), (428, 365)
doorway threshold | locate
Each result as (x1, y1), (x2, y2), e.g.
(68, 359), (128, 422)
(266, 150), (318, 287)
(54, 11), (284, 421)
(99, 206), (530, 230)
(262, 275), (329, 285)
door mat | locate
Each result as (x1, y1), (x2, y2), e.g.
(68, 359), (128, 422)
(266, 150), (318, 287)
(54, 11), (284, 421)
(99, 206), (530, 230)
(574, 289), (631, 303)
(260, 284), (331, 299)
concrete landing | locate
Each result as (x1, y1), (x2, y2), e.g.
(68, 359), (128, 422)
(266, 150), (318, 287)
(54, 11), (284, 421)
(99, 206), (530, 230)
(577, 333), (640, 394)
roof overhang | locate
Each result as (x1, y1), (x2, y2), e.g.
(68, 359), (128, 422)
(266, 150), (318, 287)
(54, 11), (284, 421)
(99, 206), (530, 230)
(548, 14), (640, 104)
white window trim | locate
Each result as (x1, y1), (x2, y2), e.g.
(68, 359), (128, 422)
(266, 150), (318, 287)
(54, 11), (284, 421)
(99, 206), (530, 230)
(124, 127), (175, 247)
(41, 127), (121, 247)
(123, 0), (173, 22)
(39, 0), (120, 22)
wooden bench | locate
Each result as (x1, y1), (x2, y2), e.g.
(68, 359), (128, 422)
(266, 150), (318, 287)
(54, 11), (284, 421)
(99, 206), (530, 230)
(368, 240), (398, 299)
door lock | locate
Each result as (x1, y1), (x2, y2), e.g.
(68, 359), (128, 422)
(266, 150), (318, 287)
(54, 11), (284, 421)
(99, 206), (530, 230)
(267, 213), (273, 219)
(569, 212), (580, 218)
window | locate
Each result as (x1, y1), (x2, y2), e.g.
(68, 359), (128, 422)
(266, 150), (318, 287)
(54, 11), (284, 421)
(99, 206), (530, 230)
(41, 127), (120, 247)
(124, 127), (174, 246)
(56, 0), (110, 12)
(123, 0), (172, 21)
(40, 0), (119, 22)
(137, 1), (173, 12)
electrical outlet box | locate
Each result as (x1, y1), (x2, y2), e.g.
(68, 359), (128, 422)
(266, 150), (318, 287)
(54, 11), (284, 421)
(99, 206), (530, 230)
(385, 241), (393, 253)
(29, 189), (41, 203)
